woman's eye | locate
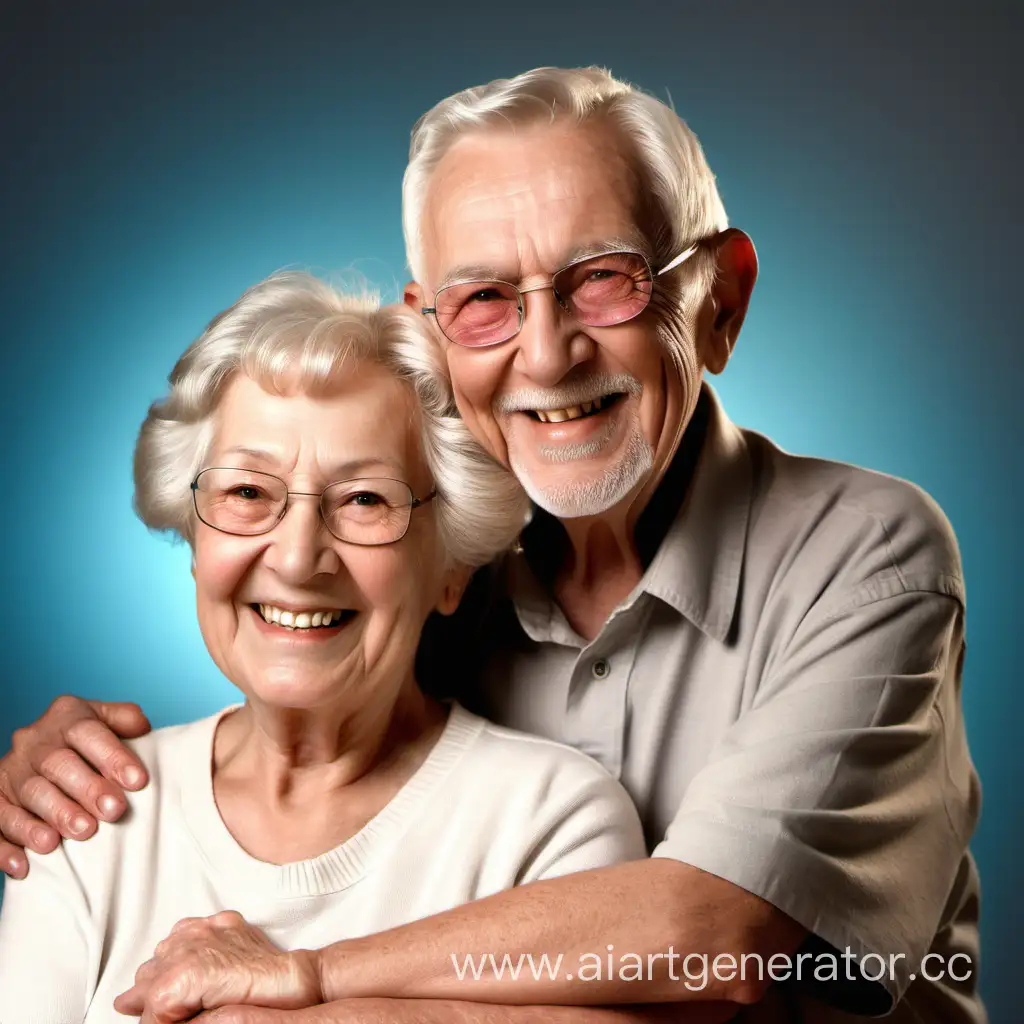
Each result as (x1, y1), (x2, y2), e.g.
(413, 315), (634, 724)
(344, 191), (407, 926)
(230, 486), (262, 500)
(349, 492), (384, 507)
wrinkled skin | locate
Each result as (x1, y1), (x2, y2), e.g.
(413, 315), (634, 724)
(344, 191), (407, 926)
(113, 911), (322, 1024)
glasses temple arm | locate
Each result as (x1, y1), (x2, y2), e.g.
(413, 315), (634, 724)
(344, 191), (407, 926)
(656, 243), (700, 276)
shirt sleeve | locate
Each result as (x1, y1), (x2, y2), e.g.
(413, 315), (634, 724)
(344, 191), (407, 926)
(516, 754), (649, 884)
(0, 844), (94, 1023)
(652, 575), (978, 1010)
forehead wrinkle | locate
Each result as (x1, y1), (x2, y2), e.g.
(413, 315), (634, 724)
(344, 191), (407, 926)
(426, 124), (644, 289)
(211, 373), (427, 489)
(217, 447), (402, 482)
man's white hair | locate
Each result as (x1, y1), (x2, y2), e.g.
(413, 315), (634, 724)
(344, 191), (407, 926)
(134, 272), (529, 566)
(402, 65), (729, 310)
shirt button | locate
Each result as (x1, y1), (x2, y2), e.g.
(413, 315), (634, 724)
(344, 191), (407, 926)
(592, 659), (610, 679)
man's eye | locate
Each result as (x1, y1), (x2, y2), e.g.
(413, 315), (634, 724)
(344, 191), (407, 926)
(466, 288), (505, 303)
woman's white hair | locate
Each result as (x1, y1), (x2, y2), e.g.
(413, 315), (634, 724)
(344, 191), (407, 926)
(134, 271), (530, 567)
(402, 65), (729, 308)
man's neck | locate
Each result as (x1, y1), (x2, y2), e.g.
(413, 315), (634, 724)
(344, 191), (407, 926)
(524, 389), (710, 641)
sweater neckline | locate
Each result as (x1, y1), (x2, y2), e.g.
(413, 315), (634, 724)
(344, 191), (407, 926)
(179, 701), (484, 898)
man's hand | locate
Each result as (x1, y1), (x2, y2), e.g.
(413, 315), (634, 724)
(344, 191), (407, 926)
(0, 695), (152, 878)
(114, 910), (323, 1024)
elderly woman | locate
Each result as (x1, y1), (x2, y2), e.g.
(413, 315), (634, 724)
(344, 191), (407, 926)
(0, 272), (645, 1022)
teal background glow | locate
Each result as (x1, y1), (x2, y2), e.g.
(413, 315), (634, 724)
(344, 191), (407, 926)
(1, 3), (1019, 1018)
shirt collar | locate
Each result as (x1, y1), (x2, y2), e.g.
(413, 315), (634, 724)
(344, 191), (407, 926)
(642, 383), (752, 641)
(506, 382), (752, 646)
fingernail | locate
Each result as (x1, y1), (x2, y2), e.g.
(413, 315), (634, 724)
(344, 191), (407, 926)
(98, 794), (121, 819)
(32, 827), (53, 847)
(70, 815), (91, 835)
(122, 766), (144, 788)
(6, 855), (25, 877)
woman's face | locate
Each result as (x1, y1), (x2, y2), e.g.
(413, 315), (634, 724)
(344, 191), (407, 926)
(192, 364), (462, 714)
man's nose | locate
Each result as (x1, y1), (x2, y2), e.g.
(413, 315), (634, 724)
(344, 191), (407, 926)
(512, 288), (596, 387)
(263, 496), (341, 581)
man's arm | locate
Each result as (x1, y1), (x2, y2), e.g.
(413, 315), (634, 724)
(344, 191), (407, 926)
(313, 859), (804, 1007)
(196, 997), (741, 1024)
(0, 695), (151, 877)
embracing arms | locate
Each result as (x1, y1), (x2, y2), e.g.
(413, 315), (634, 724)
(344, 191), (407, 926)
(0, 582), (977, 1020)
(0, 696), (151, 878)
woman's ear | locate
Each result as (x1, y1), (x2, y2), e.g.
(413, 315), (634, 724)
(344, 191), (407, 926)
(403, 280), (424, 310)
(436, 563), (473, 616)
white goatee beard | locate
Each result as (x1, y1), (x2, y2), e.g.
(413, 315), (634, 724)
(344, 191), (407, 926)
(510, 427), (654, 519)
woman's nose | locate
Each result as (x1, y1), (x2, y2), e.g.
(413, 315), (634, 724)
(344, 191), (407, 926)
(262, 496), (341, 581)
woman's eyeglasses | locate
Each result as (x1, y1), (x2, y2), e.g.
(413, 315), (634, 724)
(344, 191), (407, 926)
(191, 468), (436, 546)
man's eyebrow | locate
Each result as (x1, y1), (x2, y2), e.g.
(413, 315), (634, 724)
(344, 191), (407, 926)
(560, 236), (649, 266)
(436, 236), (651, 291)
(437, 264), (505, 289)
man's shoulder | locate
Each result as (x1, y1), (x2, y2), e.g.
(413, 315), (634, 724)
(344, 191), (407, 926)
(744, 429), (963, 596)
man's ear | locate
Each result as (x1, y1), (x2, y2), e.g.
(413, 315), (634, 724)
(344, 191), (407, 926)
(403, 280), (424, 311)
(436, 563), (473, 616)
(702, 229), (758, 375)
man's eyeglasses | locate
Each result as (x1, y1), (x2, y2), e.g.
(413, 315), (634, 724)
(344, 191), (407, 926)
(421, 244), (699, 349)
(191, 468), (436, 546)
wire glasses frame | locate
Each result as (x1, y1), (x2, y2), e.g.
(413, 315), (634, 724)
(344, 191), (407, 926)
(190, 468), (437, 546)
(421, 242), (701, 348)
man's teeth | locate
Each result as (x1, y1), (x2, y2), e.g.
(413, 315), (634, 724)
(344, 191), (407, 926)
(258, 605), (345, 629)
(534, 396), (605, 424)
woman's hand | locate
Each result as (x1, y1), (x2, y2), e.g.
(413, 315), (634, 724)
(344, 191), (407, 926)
(0, 695), (152, 877)
(114, 911), (324, 1023)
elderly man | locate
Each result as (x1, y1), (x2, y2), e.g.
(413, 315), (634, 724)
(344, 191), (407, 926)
(0, 67), (982, 1023)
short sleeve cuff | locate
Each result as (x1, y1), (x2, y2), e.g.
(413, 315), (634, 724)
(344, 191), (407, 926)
(652, 811), (913, 1012)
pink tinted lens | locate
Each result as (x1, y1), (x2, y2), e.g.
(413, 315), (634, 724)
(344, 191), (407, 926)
(554, 252), (653, 325)
(434, 281), (521, 346)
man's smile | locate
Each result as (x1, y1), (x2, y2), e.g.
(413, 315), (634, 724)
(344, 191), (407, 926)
(524, 392), (625, 423)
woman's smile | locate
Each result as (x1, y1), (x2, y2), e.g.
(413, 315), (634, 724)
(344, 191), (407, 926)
(247, 603), (359, 642)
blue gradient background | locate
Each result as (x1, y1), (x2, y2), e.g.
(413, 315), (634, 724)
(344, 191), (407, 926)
(1, 2), (1019, 1018)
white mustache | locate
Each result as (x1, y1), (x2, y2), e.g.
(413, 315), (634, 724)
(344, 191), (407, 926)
(494, 373), (642, 414)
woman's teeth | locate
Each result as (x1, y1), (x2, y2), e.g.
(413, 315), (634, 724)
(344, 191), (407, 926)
(258, 605), (345, 629)
(533, 395), (606, 424)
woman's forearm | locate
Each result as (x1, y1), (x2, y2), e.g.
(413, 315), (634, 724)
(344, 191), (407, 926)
(316, 859), (804, 1007)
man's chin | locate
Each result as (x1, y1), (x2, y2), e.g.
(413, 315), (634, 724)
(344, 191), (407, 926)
(512, 448), (653, 520)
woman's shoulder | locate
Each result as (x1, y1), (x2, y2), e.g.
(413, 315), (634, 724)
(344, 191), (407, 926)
(434, 704), (647, 880)
(446, 703), (633, 808)
(23, 709), (232, 900)
(124, 706), (235, 786)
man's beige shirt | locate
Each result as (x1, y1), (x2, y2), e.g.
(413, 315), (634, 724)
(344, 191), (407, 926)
(459, 384), (983, 1022)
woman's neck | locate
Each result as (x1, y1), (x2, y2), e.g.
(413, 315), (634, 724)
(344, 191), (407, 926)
(211, 685), (447, 864)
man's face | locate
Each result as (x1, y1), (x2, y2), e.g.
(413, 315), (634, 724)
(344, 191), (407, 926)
(416, 121), (698, 520)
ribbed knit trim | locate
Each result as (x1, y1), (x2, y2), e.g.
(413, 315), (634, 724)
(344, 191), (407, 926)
(179, 702), (485, 898)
